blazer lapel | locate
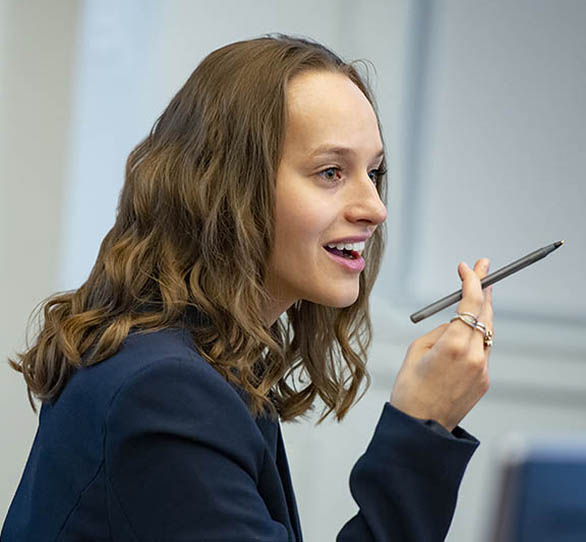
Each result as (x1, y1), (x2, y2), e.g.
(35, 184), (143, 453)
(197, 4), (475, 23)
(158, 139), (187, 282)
(254, 415), (303, 541)
(275, 422), (303, 541)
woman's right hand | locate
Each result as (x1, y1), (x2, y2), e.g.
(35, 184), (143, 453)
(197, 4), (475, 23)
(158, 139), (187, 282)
(389, 258), (494, 433)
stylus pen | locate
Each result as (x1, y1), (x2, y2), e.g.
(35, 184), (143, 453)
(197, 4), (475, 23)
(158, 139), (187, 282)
(410, 240), (565, 323)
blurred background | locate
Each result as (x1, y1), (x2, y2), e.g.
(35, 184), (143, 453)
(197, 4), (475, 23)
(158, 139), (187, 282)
(1, 0), (585, 540)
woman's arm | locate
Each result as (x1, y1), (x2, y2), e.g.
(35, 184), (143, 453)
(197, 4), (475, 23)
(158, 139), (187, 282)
(337, 402), (479, 541)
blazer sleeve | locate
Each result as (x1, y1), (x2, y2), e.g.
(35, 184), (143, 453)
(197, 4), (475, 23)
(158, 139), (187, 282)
(336, 402), (480, 542)
(104, 357), (290, 541)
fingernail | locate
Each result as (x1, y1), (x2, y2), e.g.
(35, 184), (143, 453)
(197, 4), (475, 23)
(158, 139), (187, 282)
(483, 259), (490, 271)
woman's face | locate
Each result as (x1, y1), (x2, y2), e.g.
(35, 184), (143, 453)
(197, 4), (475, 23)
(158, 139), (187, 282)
(265, 70), (387, 324)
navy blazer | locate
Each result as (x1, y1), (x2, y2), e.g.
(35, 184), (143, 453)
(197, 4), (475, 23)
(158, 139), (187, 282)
(2, 326), (479, 541)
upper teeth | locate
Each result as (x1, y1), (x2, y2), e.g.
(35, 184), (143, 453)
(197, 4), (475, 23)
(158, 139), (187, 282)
(326, 241), (365, 254)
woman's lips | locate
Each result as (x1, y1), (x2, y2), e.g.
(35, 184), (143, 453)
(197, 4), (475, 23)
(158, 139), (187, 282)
(323, 246), (365, 272)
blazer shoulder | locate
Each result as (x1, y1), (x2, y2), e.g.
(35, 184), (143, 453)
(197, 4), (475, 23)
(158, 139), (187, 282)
(103, 330), (270, 483)
(107, 328), (250, 414)
(58, 327), (250, 425)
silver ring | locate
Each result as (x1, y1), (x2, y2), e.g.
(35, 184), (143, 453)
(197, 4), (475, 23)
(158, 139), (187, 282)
(450, 313), (494, 349)
(458, 311), (479, 324)
(475, 321), (487, 334)
(450, 313), (477, 330)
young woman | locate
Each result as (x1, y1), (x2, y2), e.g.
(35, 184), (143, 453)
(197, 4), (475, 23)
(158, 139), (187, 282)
(2, 34), (493, 541)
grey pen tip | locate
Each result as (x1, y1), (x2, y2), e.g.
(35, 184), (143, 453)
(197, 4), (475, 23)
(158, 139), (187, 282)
(554, 240), (565, 248)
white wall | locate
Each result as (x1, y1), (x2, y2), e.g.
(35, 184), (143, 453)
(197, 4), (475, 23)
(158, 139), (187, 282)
(0, 0), (79, 521)
(2, 1), (585, 540)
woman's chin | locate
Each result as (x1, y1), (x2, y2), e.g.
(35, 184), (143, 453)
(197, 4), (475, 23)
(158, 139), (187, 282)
(315, 290), (359, 309)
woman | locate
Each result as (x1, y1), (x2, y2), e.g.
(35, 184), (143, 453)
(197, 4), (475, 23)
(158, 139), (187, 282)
(2, 34), (493, 541)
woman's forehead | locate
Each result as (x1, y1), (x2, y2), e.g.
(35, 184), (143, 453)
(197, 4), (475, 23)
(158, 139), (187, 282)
(284, 71), (381, 157)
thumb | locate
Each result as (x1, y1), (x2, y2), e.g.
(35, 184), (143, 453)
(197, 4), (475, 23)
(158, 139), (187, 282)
(421, 322), (450, 346)
(410, 323), (450, 353)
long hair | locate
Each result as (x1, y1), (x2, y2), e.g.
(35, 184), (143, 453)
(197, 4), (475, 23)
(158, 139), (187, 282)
(9, 34), (388, 424)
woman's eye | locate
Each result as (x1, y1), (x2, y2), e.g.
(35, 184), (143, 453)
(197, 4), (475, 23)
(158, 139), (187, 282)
(318, 166), (386, 185)
(319, 167), (341, 182)
(369, 167), (387, 185)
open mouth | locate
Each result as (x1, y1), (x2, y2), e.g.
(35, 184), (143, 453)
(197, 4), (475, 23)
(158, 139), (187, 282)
(323, 246), (359, 260)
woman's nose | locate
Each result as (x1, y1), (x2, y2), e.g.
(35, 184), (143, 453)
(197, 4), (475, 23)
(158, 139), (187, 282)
(347, 175), (387, 225)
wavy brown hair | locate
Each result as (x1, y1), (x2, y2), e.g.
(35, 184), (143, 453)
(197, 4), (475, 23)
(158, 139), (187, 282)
(9, 34), (388, 424)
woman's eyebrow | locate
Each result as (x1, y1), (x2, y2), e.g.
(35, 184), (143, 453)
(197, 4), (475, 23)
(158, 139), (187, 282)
(309, 145), (385, 161)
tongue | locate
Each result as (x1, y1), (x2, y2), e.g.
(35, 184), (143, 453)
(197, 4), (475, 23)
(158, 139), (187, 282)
(325, 246), (354, 259)
(325, 246), (345, 257)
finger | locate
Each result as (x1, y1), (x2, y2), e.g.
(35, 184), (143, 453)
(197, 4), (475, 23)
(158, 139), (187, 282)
(474, 257), (492, 324)
(475, 285), (495, 354)
(403, 324), (451, 375)
(418, 322), (450, 348)
(472, 261), (495, 353)
(478, 268), (493, 329)
(470, 257), (491, 339)
(473, 257), (491, 281)
(474, 258), (492, 323)
(438, 261), (486, 350)
(455, 260), (485, 322)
